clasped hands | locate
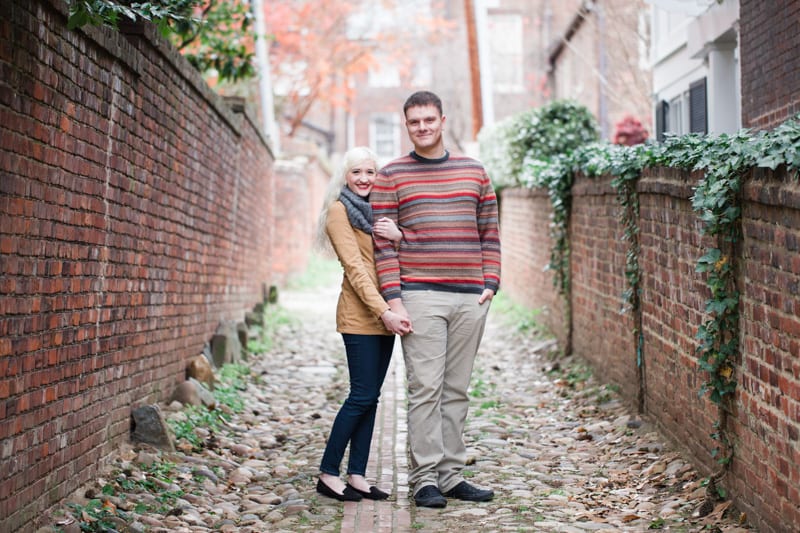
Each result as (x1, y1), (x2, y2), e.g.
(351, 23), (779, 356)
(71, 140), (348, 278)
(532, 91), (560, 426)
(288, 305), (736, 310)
(381, 300), (413, 336)
(381, 308), (413, 336)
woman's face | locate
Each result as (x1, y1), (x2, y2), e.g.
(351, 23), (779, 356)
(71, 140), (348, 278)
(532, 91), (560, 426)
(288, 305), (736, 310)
(345, 160), (378, 197)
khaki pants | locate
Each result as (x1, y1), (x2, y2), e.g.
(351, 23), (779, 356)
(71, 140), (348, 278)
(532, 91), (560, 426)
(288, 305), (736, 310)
(401, 290), (490, 494)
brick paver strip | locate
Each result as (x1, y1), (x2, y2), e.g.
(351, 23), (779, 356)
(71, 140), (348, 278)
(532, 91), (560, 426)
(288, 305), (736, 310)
(342, 342), (410, 532)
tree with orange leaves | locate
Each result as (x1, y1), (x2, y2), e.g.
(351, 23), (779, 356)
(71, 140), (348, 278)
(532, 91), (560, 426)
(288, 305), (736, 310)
(262, 0), (454, 136)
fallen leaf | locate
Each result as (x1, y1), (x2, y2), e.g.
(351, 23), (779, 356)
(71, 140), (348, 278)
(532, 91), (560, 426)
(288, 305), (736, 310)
(701, 500), (733, 522)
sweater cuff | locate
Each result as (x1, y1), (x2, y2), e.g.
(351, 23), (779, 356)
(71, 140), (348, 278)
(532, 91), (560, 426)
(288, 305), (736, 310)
(383, 291), (402, 301)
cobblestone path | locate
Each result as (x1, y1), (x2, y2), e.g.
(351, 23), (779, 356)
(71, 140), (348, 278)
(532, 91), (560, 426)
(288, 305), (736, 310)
(41, 274), (754, 533)
(266, 280), (753, 532)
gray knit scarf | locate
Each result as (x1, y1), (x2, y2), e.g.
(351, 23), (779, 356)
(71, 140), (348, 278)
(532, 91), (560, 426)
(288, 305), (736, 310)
(339, 186), (373, 234)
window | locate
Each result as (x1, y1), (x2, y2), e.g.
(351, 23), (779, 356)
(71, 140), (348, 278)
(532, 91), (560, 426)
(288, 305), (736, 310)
(668, 93), (686, 135)
(488, 13), (523, 93)
(370, 114), (401, 159)
(348, 0), (432, 40)
(637, 9), (650, 71)
(689, 77), (707, 134)
(656, 89), (695, 140)
(655, 100), (668, 141)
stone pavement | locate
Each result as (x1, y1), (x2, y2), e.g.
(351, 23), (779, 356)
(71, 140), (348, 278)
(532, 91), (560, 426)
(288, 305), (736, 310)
(290, 283), (752, 533)
(39, 276), (755, 533)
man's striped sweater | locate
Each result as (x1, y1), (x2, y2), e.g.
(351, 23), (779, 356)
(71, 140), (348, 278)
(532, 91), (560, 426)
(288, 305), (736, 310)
(371, 151), (501, 301)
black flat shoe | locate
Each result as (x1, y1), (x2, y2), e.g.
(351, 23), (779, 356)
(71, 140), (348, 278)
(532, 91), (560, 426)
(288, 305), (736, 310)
(316, 478), (362, 502)
(346, 483), (390, 500)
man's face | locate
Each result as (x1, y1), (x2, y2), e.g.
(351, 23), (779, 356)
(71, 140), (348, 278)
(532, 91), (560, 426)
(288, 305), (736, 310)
(404, 105), (445, 152)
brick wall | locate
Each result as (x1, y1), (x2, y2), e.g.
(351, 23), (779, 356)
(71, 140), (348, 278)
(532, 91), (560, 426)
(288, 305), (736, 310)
(500, 166), (800, 532)
(570, 176), (638, 401)
(0, 1), (280, 530)
(740, 0), (800, 129)
(498, 187), (568, 348)
(270, 154), (330, 285)
(734, 169), (800, 528)
(637, 169), (720, 465)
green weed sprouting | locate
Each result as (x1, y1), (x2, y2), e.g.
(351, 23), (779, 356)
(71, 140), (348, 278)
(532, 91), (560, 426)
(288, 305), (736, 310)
(167, 363), (250, 450)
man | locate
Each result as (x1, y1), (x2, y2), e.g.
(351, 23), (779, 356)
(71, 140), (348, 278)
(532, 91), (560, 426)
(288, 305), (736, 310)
(371, 91), (501, 508)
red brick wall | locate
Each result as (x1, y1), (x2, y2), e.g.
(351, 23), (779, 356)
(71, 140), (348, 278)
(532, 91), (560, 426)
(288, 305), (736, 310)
(499, 187), (567, 347)
(739, 0), (800, 130)
(500, 166), (800, 532)
(0, 2), (277, 530)
(637, 169), (720, 465)
(270, 155), (330, 285)
(570, 176), (638, 401)
(734, 169), (800, 529)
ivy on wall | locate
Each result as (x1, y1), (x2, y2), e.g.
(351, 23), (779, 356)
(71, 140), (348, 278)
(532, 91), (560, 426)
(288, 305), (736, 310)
(480, 110), (800, 476)
(479, 101), (599, 355)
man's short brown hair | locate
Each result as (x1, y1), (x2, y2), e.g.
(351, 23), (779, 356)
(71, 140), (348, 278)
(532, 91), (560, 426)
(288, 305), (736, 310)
(403, 91), (443, 117)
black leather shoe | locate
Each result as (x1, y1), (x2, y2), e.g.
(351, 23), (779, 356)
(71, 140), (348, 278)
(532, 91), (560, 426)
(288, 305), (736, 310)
(443, 481), (494, 502)
(316, 478), (362, 502)
(346, 483), (390, 500)
(414, 485), (447, 508)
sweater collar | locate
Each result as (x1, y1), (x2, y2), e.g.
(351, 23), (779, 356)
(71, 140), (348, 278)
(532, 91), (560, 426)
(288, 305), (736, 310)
(410, 150), (449, 164)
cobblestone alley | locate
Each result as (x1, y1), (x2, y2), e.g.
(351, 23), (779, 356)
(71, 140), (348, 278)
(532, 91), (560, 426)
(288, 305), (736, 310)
(40, 269), (754, 533)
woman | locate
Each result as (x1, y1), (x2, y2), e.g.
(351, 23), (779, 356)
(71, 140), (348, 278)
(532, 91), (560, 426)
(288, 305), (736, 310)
(315, 147), (412, 502)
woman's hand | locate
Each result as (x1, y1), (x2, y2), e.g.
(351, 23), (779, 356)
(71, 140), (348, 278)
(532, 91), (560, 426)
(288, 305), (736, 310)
(381, 309), (413, 336)
(374, 217), (402, 244)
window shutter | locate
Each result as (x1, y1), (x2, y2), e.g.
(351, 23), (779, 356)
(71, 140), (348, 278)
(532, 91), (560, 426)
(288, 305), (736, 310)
(655, 100), (669, 142)
(689, 78), (707, 134)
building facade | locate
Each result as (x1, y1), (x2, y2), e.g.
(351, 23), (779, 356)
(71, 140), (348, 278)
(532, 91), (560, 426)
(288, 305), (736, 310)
(547, 0), (653, 140)
(650, 0), (741, 139)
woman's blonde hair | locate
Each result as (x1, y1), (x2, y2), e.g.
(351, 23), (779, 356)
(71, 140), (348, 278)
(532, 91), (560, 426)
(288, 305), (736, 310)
(315, 146), (380, 252)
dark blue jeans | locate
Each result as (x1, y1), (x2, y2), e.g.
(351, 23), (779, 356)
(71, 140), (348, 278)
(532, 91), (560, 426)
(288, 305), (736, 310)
(319, 333), (394, 477)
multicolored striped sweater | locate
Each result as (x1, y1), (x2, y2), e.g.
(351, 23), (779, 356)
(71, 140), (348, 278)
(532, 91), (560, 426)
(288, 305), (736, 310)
(371, 151), (501, 301)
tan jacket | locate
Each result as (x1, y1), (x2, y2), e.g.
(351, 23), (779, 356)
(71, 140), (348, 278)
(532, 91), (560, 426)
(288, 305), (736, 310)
(326, 201), (391, 335)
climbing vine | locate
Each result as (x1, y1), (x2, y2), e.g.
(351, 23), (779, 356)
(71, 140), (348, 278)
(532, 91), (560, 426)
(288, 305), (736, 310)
(606, 144), (648, 413)
(480, 101), (599, 356)
(656, 132), (754, 470)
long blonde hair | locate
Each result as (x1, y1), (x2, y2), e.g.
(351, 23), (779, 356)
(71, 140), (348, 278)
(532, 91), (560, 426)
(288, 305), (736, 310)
(315, 146), (380, 252)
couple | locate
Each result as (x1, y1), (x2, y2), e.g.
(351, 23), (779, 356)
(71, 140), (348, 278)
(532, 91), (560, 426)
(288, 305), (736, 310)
(315, 91), (501, 508)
